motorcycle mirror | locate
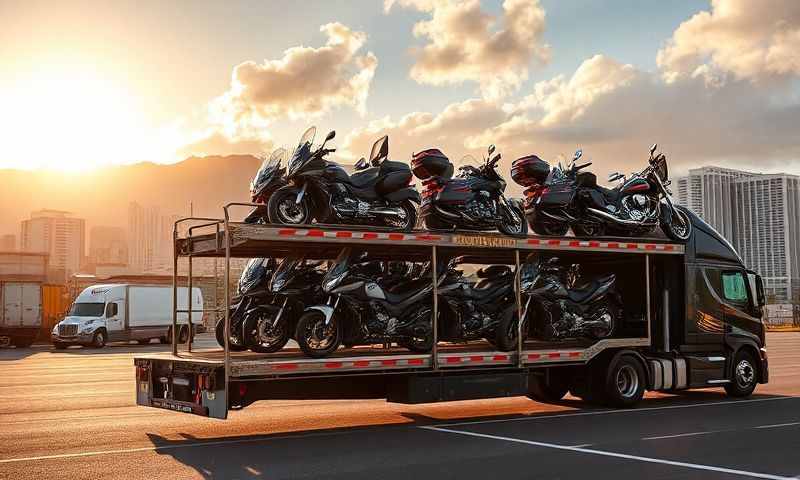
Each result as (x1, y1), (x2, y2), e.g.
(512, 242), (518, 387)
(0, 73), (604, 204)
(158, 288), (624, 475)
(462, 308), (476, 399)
(354, 158), (368, 171)
(573, 149), (583, 161)
(490, 153), (501, 164)
(649, 143), (657, 156)
(488, 144), (496, 156)
(326, 130), (336, 142)
(608, 172), (624, 182)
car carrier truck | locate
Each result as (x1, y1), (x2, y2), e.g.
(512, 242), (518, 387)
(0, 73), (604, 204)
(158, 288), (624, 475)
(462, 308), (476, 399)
(133, 204), (768, 419)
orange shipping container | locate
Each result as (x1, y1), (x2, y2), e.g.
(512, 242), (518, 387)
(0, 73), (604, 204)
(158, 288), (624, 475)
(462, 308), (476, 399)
(41, 284), (69, 335)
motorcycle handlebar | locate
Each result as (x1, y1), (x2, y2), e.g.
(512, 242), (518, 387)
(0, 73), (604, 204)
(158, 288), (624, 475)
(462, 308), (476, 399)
(574, 162), (592, 171)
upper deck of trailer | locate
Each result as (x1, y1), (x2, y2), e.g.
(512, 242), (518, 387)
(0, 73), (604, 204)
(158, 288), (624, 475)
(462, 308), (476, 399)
(177, 221), (684, 260)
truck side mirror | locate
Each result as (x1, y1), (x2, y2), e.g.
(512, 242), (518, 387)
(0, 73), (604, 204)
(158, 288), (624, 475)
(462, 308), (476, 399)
(755, 275), (766, 307)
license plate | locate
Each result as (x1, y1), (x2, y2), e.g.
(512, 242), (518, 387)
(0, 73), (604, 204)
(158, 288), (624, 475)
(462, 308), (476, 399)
(150, 398), (208, 416)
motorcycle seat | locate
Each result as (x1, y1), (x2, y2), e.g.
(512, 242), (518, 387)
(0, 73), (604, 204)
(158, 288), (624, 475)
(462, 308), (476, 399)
(383, 276), (433, 304)
(476, 265), (510, 279)
(347, 167), (380, 188)
(380, 160), (411, 173)
(594, 185), (621, 202)
(568, 274), (615, 303)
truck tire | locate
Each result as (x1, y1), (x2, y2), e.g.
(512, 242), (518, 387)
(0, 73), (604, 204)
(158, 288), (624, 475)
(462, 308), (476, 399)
(724, 350), (758, 397)
(11, 336), (34, 348)
(528, 372), (570, 403)
(91, 330), (107, 348)
(53, 342), (68, 350)
(603, 355), (645, 408)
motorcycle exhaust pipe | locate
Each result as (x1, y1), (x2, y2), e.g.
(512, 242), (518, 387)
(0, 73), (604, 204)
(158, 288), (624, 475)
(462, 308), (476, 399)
(586, 207), (658, 226)
(370, 208), (402, 217)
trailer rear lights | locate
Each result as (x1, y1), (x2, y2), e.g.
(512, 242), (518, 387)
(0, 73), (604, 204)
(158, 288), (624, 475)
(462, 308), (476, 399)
(238, 383), (248, 397)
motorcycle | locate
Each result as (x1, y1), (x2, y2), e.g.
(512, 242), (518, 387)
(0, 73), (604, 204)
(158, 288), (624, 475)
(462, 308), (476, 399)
(266, 127), (420, 231)
(295, 248), (438, 358)
(436, 259), (518, 347)
(243, 148), (289, 224)
(216, 257), (277, 351)
(243, 255), (327, 353)
(412, 144), (527, 236)
(496, 255), (621, 350)
(515, 145), (692, 241)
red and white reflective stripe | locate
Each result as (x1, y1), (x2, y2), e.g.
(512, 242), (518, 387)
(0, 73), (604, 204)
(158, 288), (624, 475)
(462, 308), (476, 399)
(440, 353), (512, 366)
(526, 238), (676, 252)
(277, 228), (442, 242)
(266, 357), (429, 372)
(526, 351), (583, 362)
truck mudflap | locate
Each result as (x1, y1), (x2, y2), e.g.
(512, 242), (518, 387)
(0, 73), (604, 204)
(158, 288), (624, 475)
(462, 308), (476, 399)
(135, 358), (227, 419)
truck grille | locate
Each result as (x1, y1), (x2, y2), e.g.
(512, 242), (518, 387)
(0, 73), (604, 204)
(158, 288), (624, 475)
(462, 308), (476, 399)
(59, 324), (78, 337)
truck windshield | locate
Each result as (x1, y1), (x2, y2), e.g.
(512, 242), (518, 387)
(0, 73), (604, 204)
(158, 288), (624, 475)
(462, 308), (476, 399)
(69, 302), (105, 317)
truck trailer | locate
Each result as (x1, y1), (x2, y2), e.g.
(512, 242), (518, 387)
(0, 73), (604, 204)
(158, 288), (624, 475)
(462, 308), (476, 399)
(0, 281), (42, 348)
(134, 205), (768, 419)
(53, 284), (203, 348)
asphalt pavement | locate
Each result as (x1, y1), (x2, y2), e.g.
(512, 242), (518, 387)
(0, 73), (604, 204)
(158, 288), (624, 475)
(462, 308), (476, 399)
(1, 333), (798, 479)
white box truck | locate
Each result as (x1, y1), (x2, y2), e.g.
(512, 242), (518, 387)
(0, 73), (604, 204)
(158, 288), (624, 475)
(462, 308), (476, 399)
(52, 284), (202, 348)
(0, 281), (42, 348)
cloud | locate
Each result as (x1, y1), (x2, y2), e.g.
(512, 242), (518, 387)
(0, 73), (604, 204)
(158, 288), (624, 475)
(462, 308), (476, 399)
(386, 0), (550, 99)
(212, 22), (377, 132)
(174, 130), (273, 159)
(657, 0), (800, 84)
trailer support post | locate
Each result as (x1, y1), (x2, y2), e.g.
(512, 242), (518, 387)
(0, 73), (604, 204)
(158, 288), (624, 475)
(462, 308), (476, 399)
(431, 245), (439, 371)
(515, 249), (523, 368)
(663, 289), (670, 352)
(172, 224), (179, 356)
(223, 208), (232, 413)
(187, 253), (193, 353)
(645, 254), (651, 342)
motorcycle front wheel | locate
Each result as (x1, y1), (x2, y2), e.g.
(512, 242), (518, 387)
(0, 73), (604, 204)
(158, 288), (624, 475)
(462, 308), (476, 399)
(531, 221), (568, 236)
(572, 222), (606, 237)
(662, 207), (692, 242)
(214, 317), (248, 351)
(296, 311), (341, 358)
(498, 203), (528, 236)
(267, 187), (312, 226)
(495, 310), (526, 352)
(245, 311), (290, 354)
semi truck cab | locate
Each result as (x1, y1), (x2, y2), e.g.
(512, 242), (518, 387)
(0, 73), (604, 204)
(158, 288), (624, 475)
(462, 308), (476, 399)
(52, 285), (126, 348)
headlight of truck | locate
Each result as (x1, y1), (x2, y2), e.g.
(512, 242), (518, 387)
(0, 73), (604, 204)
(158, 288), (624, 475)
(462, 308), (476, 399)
(52, 325), (59, 334)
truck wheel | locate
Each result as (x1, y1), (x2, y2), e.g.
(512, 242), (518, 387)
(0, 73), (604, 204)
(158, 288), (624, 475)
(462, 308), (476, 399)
(11, 336), (34, 348)
(528, 372), (570, 403)
(91, 330), (107, 348)
(53, 342), (68, 350)
(725, 350), (758, 397)
(603, 355), (645, 408)
(296, 312), (341, 358)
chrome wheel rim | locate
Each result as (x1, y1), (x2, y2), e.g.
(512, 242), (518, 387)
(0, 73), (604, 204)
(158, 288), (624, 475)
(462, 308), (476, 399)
(671, 211), (690, 239)
(278, 198), (305, 224)
(735, 360), (755, 388)
(384, 207), (409, 229)
(306, 318), (335, 350)
(256, 316), (284, 346)
(616, 364), (639, 398)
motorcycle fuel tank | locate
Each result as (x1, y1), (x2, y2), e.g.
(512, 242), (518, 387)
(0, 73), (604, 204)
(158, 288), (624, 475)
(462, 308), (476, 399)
(376, 170), (412, 196)
(436, 179), (472, 204)
(621, 178), (651, 194)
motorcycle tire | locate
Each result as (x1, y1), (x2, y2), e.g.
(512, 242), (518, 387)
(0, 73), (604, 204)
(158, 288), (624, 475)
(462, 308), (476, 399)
(662, 207), (692, 242)
(423, 214), (453, 231)
(384, 200), (417, 232)
(495, 309), (525, 352)
(572, 222), (606, 237)
(531, 221), (568, 236)
(498, 203), (528, 237)
(244, 312), (290, 354)
(296, 311), (341, 358)
(267, 187), (312, 226)
(215, 318), (248, 352)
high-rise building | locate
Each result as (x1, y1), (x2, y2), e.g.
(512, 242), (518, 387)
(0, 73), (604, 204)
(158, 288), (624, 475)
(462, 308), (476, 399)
(0, 234), (15, 251)
(89, 226), (128, 265)
(676, 167), (800, 302)
(128, 202), (183, 274)
(20, 210), (86, 276)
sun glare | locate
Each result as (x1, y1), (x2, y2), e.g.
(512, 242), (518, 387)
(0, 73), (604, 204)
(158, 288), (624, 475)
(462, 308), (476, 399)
(0, 68), (177, 171)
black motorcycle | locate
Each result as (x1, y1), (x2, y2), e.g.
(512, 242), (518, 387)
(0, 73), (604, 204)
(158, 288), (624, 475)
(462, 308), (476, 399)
(243, 255), (327, 353)
(518, 146), (692, 241)
(497, 255), (620, 349)
(267, 127), (420, 231)
(437, 259), (518, 347)
(216, 257), (277, 351)
(412, 144), (526, 235)
(244, 148), (289, 224)
(295, 248), (437, 358)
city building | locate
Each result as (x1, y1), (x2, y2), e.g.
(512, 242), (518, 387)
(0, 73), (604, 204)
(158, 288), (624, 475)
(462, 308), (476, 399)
(89, 226), (128, 265)
(0, 234), (15, 251)
(20, 210), (85, 279)
(128, 203), (183, 274)
(676, 167), (800, 302)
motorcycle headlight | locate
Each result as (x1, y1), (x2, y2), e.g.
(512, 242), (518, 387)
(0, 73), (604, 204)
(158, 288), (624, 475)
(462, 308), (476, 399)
(323, 270), (347, 293)
(520, 278), (533, 292)
(270, 277), (287, 292)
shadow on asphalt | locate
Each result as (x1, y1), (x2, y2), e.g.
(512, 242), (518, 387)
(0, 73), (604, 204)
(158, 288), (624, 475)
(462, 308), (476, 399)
(0, 340), (196, 360)
(144, 391), (792, 479)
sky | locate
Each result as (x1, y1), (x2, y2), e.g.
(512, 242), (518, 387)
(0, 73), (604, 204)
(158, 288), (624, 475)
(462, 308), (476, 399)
(1, 0), (799, 179)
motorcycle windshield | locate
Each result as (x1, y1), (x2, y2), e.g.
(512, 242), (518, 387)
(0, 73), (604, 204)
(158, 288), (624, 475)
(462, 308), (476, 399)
(251, 148), (287, 195)
(288, 126), (317, 176)
(519, 260), (539, 291)
(369, 135), (389, 164)
(239, 258), (268, 295)
(323, 248), (351, 285)
(456, 154), (481, 178)
(270, 255), (303, 291)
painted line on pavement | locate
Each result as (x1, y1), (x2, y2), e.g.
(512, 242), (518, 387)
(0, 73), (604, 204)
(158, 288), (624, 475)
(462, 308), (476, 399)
(642, 430), (723, 441)
(0, 430), (345, 464)
(422, 426), (793, 480)
(431, 396), (797, 428)
(754, 422), (800, 430)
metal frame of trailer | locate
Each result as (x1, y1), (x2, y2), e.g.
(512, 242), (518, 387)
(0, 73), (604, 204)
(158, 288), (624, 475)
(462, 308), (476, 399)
(135, 202), (685, 418)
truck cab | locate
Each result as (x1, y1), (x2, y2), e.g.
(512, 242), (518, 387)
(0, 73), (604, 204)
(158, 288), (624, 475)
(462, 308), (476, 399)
(52, 285), (126, 348)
